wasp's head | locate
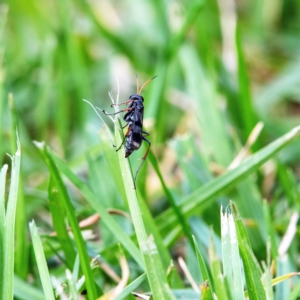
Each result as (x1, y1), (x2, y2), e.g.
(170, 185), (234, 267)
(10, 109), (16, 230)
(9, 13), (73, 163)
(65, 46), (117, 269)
(129, 94), (144, 102)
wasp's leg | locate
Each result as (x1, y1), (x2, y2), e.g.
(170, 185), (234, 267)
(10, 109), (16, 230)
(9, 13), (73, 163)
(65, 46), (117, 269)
(142, 130), (150, 137)
(100, 107), (133, 116)
(133, 137), (151, 189)
(141, 137), (151, 160)
(111, 100), (134, 107)
(116, 126), (132, 152)
(112, 123), (129, 148)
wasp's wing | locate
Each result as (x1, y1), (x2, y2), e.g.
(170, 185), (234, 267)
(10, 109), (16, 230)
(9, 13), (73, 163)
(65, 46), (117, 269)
(132, 106), (144, 131)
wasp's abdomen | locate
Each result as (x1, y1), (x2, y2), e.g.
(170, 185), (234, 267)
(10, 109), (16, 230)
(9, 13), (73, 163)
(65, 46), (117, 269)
(125, 127), (142, 157)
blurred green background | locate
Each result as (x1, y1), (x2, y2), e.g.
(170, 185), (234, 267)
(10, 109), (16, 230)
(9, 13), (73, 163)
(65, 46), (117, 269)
(1, 0), (300, 298)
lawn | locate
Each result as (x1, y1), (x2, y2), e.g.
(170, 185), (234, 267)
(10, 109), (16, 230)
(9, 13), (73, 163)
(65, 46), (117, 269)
(1, 0), (300, 299)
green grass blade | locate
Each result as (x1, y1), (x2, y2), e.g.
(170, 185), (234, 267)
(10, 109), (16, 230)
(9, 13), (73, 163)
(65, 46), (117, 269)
(0, 4), (8, 163)
(236, 26), (257, 141)
(272, 272), (300, 287)
(235, 180), (266, 251)
(148, 149), (193, 247)
(166, 261), (177, 288)
(0, 164), (8, 296)
(66, 269), (79, 300)
(167, 0), (206, 58)
(136, 192), (182, 286)
(254, 62), (300, 117)
(230, 202), (266, 300)
(287, 274), (300, 300)
(72, 254), (80, 284)
(221, 208), (232, 284)
(75, 0), (133, 62)
(146, 0), (206, 142)
(14, 275), (45, 300)
(9, 94), (28, 279)
(209, 232), (230, 300)
(275, 257), (292, 300)
(115, 120), (175, 299)
(0, 4), (8, 43)
(48, 177), (76, 268)
(34, 142), (98, 300)
(0, 164), (7, 224)
(156, 126), (300, 236)
(115, 273), (147, 300)
(180, 44), (233, 166)
(29, 220), (55, 300)
(49, 149), (144, 269)
(193, 236), (214, 300)
(147, 0), (206, 124)
(221, 207), (245, 300)
(262, 200), (278, 260)
(201, 282), (214, 300)
(2, 138), (21, 300)
(262, 261), (274, 300)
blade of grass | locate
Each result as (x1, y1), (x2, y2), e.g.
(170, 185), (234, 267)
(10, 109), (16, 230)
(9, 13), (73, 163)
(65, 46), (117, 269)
(0, 4), (8, 163)
(156, 126), (300, 237)
(221, 207), (244, 300)
(57, 0), (91, 128)
(209, 231), (230, 300)
(75, 0), (133, 62)
(91, 99), (180, 280)
(236, 25), (257, 142)
(49, 148), (144, 269)
(201, 282), (214, 300)
(14, 275), (45, 300)
(166, 261), (177, 288)
(262, 261), (274, 300)
(272, 272), (300, 287)
(262, 200), (278, 260)
(48, 176), (76, 269)
(147, 0), (206, 142)
(2, 137), (21, 300)
(230, 201), (266, 300)
(277, 161), (299, 209)
(115, 120), (175, 299)
(66, 269), (79, 300)
(148, 149), (193, 248)
(275, 255), (291, 299)
(0, 164), (8, 296)
(0, 164), (7, 225)
(29, 220), (55, 300)
(115, 273), (147, 300)
(72, 254), (80, 284)
(221, 207), (232, 284)
(235, 180), (266, 251)
(136, 192), (183, 288)
(34, 141), (98, 300)
(287, 277), (300, 300)
(9, 94), (28, 279)
(0, 4), (8, 40)
(255, 61), (300, 116)
(180, 44), (233, 166)
(32, 38), (55, 138)
(193, 236), (214, 300)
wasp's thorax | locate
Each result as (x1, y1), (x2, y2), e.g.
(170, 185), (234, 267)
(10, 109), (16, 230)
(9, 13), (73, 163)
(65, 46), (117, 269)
(129, 94), (144, 102)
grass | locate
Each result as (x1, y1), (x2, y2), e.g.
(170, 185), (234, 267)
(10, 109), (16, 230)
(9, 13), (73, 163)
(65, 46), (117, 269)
(1, 0), (300, 299)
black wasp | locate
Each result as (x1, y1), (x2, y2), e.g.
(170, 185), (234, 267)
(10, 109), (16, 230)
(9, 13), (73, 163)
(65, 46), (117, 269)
(101, 76), (157, 189)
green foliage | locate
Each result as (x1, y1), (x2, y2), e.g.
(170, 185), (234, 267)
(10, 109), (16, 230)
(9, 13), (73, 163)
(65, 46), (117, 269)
(1, 0), (300, 299)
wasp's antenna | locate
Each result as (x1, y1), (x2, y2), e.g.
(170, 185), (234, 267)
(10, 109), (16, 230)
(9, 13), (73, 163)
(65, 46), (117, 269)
(136, 73), (139, 94)
(138, 75), (157, 95)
